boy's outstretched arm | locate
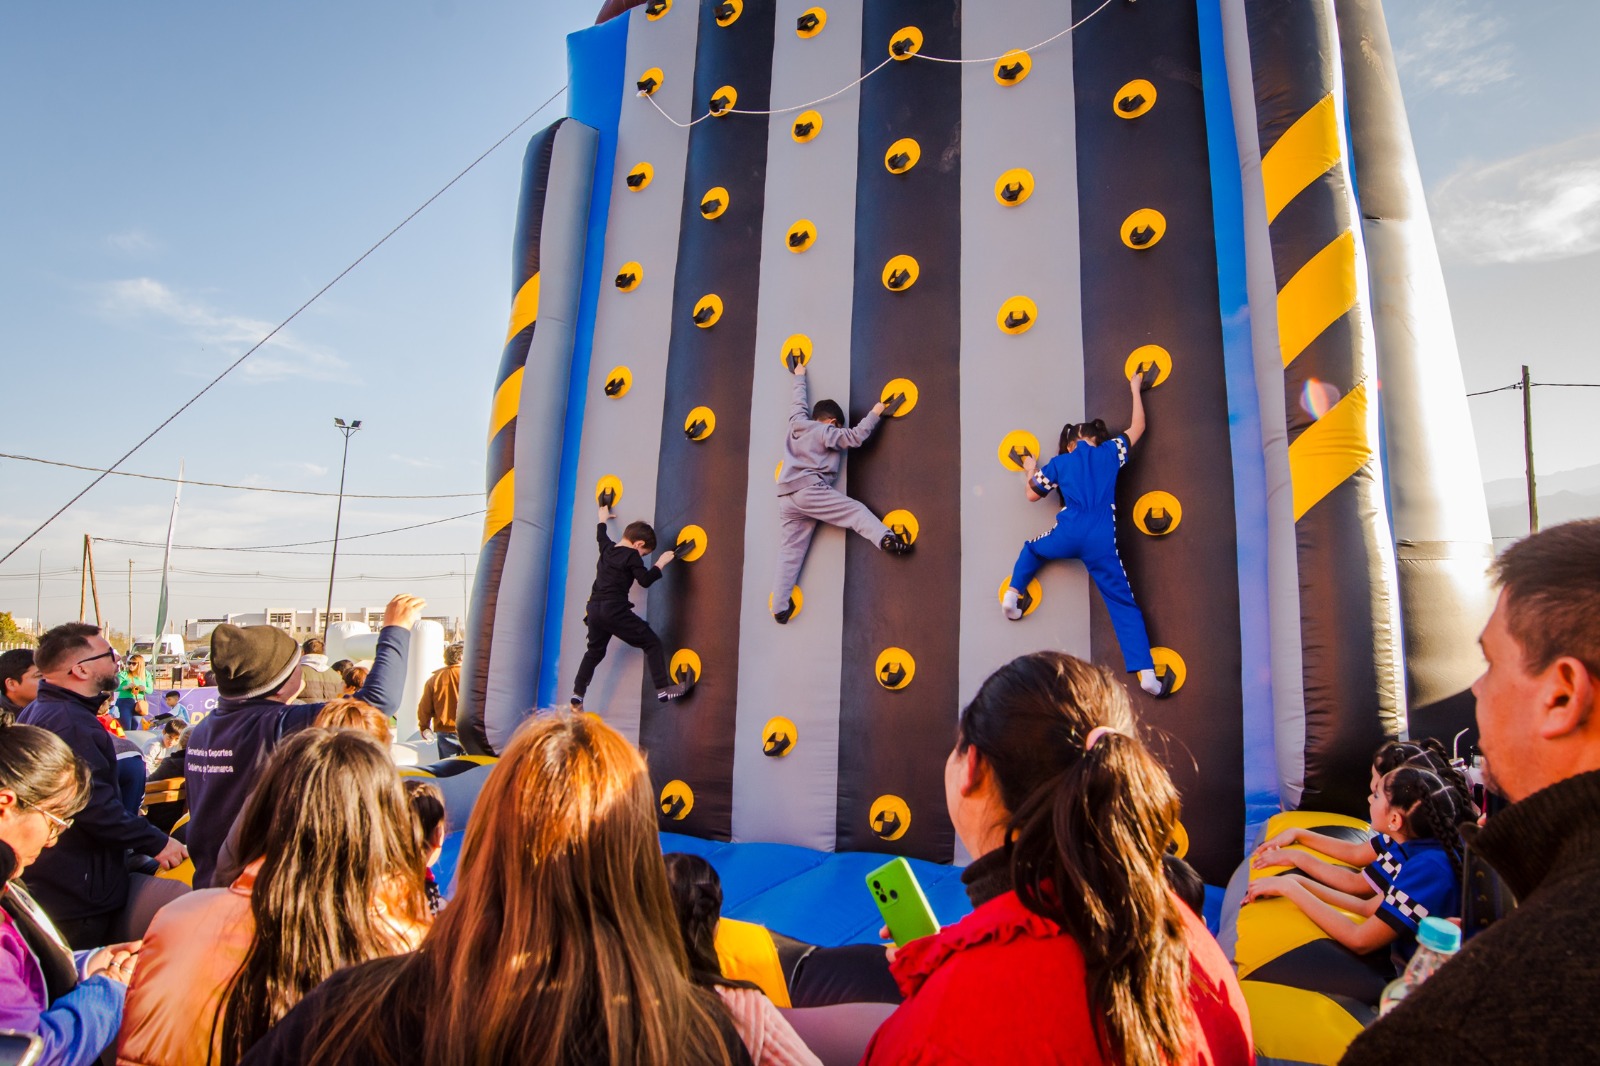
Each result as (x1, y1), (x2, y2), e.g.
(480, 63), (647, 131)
(789, 362), (810, 424)
(1126, 371), (1147, 446)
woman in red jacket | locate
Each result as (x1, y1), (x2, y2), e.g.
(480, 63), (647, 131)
(863, 652), (1253, 1065)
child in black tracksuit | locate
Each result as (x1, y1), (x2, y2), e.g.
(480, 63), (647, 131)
(571, 504), (692, 707)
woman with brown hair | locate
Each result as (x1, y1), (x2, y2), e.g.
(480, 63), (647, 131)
(240, 711), (749, 1066)
(863, 652), (1252, 1065)
(117, 728), (428, 1066)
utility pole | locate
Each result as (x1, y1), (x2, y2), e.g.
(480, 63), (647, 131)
(35, 550), (42, 638)
(324, 418), (362, 640)
(1521, 364), (1538, 534)
(79, 537), (88, 622)
(85, 537), (102, 628)
(128, 559), (134, 649)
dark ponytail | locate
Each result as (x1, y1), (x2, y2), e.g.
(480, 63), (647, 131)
(1384, 765), (1468, 878)
(662, 853), (758, 991)
(958, 652), (1190, 1064)
(1372, 738), (1478, 822)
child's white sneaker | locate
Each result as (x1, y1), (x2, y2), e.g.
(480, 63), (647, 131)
(1001, 587), (1023, 620)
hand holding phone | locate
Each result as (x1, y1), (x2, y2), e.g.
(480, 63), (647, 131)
(867, 857), (939, 947)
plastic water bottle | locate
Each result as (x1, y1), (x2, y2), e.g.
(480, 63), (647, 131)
(1378, 916), (1461, 1017)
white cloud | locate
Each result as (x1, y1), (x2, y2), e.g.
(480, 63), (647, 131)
(1393, 0), (1514, 96)
(1431, 132), (1600, 263)
(106, 229), (159, 255)
(281, 462), (330, 478)
(101, 277), (351, 383)
(388, 453), (442, 470)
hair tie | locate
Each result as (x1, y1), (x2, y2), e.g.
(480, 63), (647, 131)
(1083, 726), (1118, 753)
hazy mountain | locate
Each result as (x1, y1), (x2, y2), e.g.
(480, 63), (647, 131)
(1484, 463), (1600, 542)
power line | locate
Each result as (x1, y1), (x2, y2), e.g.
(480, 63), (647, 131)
(1468, 380), (1599, 397)
(93, 509), (483, 553)
(0, 81), (567, 567)
(0, 453), (477, 499)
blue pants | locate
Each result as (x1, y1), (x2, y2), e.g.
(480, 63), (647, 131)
(1010, 513), (1155, 673)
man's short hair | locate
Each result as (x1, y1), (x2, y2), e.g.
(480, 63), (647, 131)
(1493, 518), (1600, 678)
(35, 623), (102, 674)
(444, 644), (463, 667)
(165, 690), (181, 699)
(302, 637), (326, 655)
(0, 649), (34, 692)
(622, 521), (657, 552)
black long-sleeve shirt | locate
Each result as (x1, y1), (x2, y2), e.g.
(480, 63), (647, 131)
(587, 522), (662, 608)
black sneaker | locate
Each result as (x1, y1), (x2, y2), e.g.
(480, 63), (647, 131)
(774, 598), (796, 624)
(657, 680), (694, 703)
(569, 694), (584, 710)
(880, 531), (913, 555)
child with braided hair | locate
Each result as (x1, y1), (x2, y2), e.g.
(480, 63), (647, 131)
(1246, 763), (1466, 972)
(1251, 739), (1477, 900)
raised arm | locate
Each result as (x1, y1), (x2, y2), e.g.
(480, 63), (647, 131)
(789, 363), (811, 424)
(1126, 371), (1147, 446)
(354, 594), (424, 716)
(1023, 454), (1053, 502)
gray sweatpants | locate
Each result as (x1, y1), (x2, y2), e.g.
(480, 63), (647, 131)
(771, 481), (890, 612)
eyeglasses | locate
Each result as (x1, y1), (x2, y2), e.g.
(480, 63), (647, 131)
(19, 800), (72, 839)
(74, 649), (120, 668)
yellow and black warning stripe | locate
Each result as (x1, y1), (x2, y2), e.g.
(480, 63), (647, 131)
(639, 0), (777, 841)
(1244, 0), (1399, 815)
(834, 0), (963, 862)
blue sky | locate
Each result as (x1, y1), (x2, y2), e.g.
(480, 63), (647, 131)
(2, 0), (1596, 631)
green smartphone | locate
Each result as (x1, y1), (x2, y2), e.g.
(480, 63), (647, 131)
(867, 856), (940, 947)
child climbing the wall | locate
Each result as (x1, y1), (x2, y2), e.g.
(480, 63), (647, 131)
(770, 359), (912, 623)
(570, 503), (692, 707)
(1005, 368), (1167, 697)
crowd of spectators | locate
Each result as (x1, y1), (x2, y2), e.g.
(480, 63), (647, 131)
(0, 518), (1596, 1063)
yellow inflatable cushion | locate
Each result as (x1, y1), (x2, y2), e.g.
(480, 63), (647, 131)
(1240, 980), (1366, 1065)
(1235, 809), (1372, 977)
(714, 917), (790, 1008)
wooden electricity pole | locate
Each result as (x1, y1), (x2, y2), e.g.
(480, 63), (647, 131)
(1521, 364), (1538, 533)
(85, 536), (103, 628)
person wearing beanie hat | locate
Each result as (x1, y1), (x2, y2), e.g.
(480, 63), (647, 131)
(184, 594), (426, 889)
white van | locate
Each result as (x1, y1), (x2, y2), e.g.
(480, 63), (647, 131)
(131, 634), (186, 664)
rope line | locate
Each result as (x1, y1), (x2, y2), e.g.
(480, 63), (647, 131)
(639, 0), (1117, 127)
(93, 509), (484, 553)
(0, 83), (567, 567)
(1, 453), (478, 499)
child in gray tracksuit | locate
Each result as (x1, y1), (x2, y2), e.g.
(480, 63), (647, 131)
(770, 361), (912, 623)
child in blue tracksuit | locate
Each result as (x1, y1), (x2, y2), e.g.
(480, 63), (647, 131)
(1005, 370), (1165, 697)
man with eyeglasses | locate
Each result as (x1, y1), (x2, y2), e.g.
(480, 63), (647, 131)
(16, 622), (185, 948)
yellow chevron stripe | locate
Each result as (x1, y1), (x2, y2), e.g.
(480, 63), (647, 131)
(482, 469), (515, 545)
(1240, 981), (1364, 1065)
(1288, 380), (1373, 522)
(504, 272), (541, 343)
(1261, 93), (1341, 224)
(1277, 230), (1357, 368)
(488, 366), (524, 442)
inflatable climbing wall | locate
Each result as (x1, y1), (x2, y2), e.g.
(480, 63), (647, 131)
(461, 0), (1492, 884)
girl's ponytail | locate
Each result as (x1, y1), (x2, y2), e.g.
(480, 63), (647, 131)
(1384, 766), (1468, 879)
(960, 653), (1191, 1064)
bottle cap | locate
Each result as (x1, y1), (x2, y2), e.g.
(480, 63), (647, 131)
(1416, 916), (1461, 954)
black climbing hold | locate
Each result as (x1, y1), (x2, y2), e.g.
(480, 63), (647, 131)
(604, 377), (626, 396)
(1118, 93), (1146, 113)
(700, 198), (722, 216)
(685, 419), (708, 441)
(1000, 182), (1024, 203)
(692, 306), (714, 324)
(713, 1), (735, 18)
(774, 597), (796, 624)
(626, 172), (646, 188)
(788, 229), (810, 248)
(874, 809), (902, 836)
(882, 392), (907, 416)
(598, 488), (616, 507)
(797, 12), (819, 32)
(891, 36), (913, 56)
(614, 271), (637, 289)
(887, 152), (911, 172)
(1139, 362), (1160, 391)
(710, 94), (732, 113)
(675, 662), (696, 684)
(1145, 507), (1173, 535)
(886, 269), (910, 290)
(637, 76), (658, 94)
(1004, 310), (1031, 329)
(675, 536), (698, 557)
(997, 62), (1024, 81)
(881, 662), (907, 687)
(1006, 443), (1034, 467)
(661, 795), (686, 819)
(645, 0), (667, 13)
(763, 732), (792, 757)
(785, 350), (803, 371)
(1016, 588), (1034, 614)
(1129, 225), (1156, 247)
(793, 120), (815, 138)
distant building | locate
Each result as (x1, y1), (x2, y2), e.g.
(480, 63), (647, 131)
(184, 608), (459, 644)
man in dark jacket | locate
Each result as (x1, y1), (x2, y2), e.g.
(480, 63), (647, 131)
(294, 637), (345, 703)
(184, 593), (424, 888)
(0, 648), (40, 726)
(16, 623), (185, 947)
(1343, 519), (1600, 1064)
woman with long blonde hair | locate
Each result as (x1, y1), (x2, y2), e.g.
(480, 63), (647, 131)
(241, 711), (748, 1066)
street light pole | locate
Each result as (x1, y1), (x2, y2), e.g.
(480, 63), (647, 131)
(35, 550), (43, 638)
(323, 418), (362, 640)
